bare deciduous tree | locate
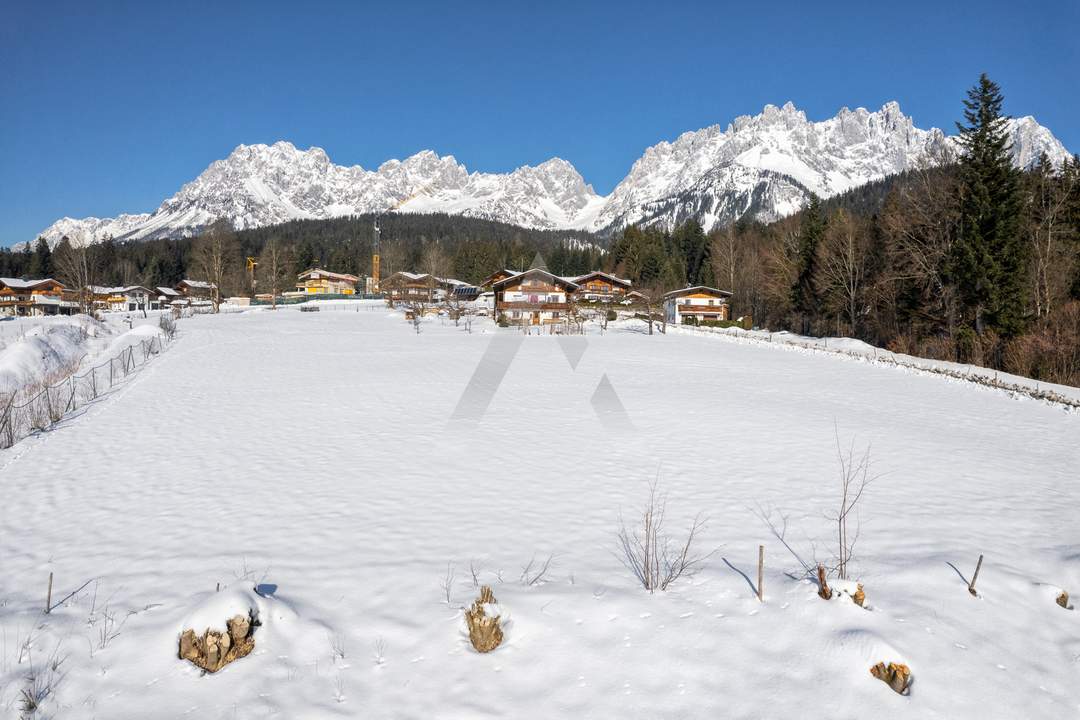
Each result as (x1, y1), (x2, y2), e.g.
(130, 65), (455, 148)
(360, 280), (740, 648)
(818, 209), (871, 336)
(192, 222), (239, 313)
(617, 478), (708, 592)
(258, 236), (287, 309)
(53, 237), (100, 315)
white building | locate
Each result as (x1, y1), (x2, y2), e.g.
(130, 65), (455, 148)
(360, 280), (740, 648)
(663, 286), (733, 325)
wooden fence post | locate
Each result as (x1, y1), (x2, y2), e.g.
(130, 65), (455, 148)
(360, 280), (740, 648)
(45, 572), (53, 614)
(968, 554), (984, 596)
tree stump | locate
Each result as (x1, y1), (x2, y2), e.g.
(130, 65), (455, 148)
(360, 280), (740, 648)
(465, 586), (503, 653)
(817, 565), (832, 600)
(870, 661), (911, 695)
(853, 584), (866, 607)
(1057, 590), (1070, 609)
(179, 611), (257, 673)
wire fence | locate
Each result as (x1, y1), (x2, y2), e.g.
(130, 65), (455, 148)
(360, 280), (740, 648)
(675, 324), (1080, 411)
(0, 330), (174, 449)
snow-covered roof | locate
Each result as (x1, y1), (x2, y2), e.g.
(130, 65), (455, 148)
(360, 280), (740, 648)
(178, 279), (217, 289)
(572, 270), (632, 287)
(0, 277), (63, 290)
(298, 268), (360, 283)
(157, 287), (181, 296)
(663, 285), (733, 299)
(492, 267), (580, 291)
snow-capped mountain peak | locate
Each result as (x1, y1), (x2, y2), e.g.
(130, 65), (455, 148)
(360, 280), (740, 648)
(31, 101), (1072, 246)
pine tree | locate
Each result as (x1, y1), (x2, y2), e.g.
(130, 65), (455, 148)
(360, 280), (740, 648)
(791, 196), (825, 333)
(28, 237), (53, 278)
(950, 73), (1027, 336)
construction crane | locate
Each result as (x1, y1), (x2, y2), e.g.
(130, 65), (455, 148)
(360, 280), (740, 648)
(372, 187), (430, 293)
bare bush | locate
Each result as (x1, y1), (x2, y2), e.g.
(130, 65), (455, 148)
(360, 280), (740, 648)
(617, 479), (709, 592)
(827, 428), (878, 580)
(440, 561), (456, 605)
(519, 554), (555, 586)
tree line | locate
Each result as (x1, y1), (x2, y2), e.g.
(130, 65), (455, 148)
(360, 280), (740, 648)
(0, 212), (606, 297)
(603, 75), (1080, 386)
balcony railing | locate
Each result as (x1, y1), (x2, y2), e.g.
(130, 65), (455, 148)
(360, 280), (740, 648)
(497, 301), (568, 311)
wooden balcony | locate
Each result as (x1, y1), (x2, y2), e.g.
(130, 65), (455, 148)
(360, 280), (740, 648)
(497, 301), (569, 311)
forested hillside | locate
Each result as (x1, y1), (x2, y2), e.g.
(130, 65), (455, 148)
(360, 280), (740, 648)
(604, 77), (1080, 386)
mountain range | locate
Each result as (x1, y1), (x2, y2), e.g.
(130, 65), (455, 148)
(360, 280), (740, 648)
(32, 102), (1073, 247)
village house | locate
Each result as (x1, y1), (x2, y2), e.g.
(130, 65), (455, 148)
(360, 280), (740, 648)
(153, 286), (182, 309)
(0, 278), (77, 316)
(88, 286), (156, 313)
(479, 269), (520, 290)
(176, 279), (217, 300)
(380, 271), (462, 305)
(296, 268), (360, 295)
(663, 286), (733, 325)
(493, 268), (579, 326)
(570, 271), (632, 303)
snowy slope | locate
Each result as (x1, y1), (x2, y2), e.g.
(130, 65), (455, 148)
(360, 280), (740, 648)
(1, 308), (1077, 718)
(32, 103), (1072, 245)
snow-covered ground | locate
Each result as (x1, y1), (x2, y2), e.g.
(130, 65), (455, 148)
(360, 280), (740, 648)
(0, 313), (168, 397)
(1, 305), (1077, 718)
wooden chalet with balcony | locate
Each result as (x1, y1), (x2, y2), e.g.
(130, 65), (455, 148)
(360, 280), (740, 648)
(571, 271), (632, 303)
(0, 278), (77, 316)
(663, 286), (733, 324)
(493, 268), (579, 326)
(381, 271), (461, 306)
(296, 268), (359, 295)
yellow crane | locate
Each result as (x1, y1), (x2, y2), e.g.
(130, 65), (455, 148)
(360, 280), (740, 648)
(372, 187), (429, 293)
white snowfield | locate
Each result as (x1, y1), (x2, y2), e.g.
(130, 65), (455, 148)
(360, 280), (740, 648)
(1, 306), (1078, 719)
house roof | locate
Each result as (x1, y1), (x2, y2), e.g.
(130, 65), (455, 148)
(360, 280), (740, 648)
(0, 277), (63, 290)
(479, 269), (521, 287)
(663, 285), (733, 300)
(492, 267), (580, 291)
(298, 268), (360, 283)
(157, 287), (181, 296)
(178, 279), (217, 289)
(572, 270), (632, 288)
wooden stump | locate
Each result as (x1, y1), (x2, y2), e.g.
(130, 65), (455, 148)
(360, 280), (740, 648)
(465, 585), (503, 653)
(1057, 590), (1070, 609)
(870, 661), (911, 695)
(817, 564), (832, 600)
(852, 584), (866, 607)
(179, 611), (257, 673)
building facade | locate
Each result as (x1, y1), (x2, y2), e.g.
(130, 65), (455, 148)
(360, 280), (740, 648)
(493, 268), (579, 326)
(571, 271), (632, 303)
(0, 278), (77, 316)
(663, 286), (733, 324)
(296, 268), (359, 295)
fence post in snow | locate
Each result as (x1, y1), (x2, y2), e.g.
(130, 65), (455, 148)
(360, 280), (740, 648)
(757, 545), (764, 602)
(968, 554), (984, 596)
(45, 571), (53, 614)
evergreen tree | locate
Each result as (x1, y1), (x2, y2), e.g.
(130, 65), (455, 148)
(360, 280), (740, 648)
(791, 195), (825, 333)
(949, 73), (1027, 335)
(28, 237), (53, 278)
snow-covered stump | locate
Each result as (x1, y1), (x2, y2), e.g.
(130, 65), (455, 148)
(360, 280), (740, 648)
(465, 586), (504, 653)
(178, 589), (261, 673)
(1057, 590), (1071, 610)
(870, 662), (912, 695)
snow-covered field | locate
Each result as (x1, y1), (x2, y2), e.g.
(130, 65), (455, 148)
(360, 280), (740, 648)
(1, 305), (1078, 719)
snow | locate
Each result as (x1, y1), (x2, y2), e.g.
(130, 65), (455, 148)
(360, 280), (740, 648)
(0, 314), (166, 396)
(32, 103), (1072, 246)
(1, 307), (1078, 718)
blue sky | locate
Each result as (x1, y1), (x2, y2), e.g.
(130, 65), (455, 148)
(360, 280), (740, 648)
(1, 0), (1077, 247)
